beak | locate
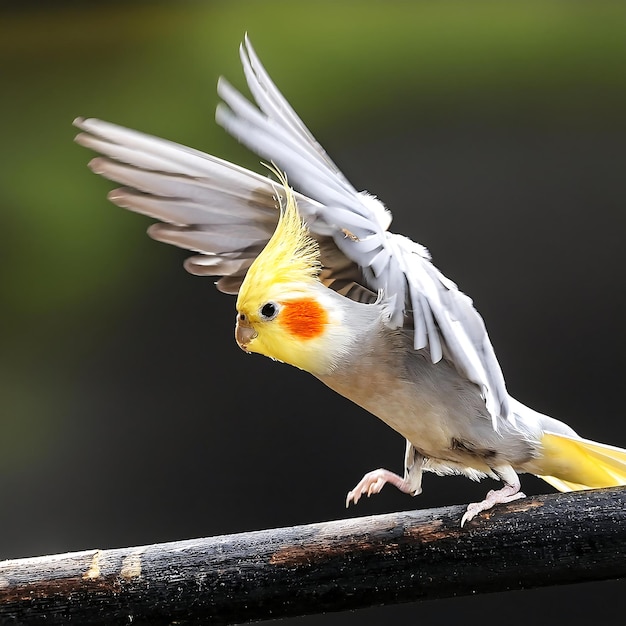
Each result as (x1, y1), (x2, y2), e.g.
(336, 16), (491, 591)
(235, 314), (257, 351)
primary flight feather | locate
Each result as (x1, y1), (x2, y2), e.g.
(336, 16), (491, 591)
(74, 36), (626, 525)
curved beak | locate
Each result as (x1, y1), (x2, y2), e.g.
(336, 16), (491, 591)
(235, 314), (257, 351)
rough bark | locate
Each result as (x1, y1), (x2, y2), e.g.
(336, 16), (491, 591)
(1, 487), (625, 624)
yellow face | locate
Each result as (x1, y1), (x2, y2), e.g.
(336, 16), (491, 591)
(234, 172), (335, 373)
(235, 287), (333, 373)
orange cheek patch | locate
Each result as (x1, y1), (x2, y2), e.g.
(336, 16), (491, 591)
(280, 298), (328, 340)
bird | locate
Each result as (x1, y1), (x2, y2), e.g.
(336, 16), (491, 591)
(74, 35), (626, 526)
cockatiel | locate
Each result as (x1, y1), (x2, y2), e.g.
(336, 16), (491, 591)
(74, 36), (626, 525)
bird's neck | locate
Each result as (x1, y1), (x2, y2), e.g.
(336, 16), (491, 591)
(304, 288), (388, 378)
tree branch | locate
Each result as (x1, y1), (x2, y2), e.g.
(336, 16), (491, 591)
(1, 487), (625, 625)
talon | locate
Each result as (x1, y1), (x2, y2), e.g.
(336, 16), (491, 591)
(460, 475), (527, 527)
(460, 504), (480, 527)
(345, 468), (415, 508)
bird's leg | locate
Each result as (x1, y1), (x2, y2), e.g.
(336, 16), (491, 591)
(346, 469), (414, 507)
(461, 465), (525, 527)
(346, 441), (424, 507)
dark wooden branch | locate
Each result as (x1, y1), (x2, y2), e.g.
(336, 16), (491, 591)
(1, 487), (625, 625)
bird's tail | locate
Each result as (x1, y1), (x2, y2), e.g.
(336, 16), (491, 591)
(538, 431), (626, 492)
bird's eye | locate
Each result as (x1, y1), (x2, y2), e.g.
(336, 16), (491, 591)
(260, 302), (279, 320)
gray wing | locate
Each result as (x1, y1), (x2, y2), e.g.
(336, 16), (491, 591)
(216, 36), (511, 425)
(73, 116), (372, 301)
(73, 36), (511, 426)
(74, 116), (321, 295)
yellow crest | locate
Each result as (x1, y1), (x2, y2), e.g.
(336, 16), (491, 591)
(237, 170), (321, 307)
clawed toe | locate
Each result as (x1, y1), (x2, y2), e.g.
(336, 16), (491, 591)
(461, 490), (526, 527)
(346, 471), (386, 507)
(346, 468), (412, 508)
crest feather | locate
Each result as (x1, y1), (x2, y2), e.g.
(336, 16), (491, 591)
(237, 170), (321, 305)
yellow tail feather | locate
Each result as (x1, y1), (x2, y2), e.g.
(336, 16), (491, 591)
(538, 431), (626, 493)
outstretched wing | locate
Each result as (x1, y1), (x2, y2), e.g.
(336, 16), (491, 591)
(216, 37), (511, 425)
(74, 116), (322, 295)
(74, 36), (511, 426)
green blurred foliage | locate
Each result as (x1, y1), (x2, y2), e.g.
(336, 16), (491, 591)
(2, 1), (625, 323)
(0, 0), (624, 546)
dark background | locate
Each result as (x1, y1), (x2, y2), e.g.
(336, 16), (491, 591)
(1, 2), (625, 624)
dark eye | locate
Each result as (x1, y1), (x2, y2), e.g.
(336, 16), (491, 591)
(260, 302), (279, 320)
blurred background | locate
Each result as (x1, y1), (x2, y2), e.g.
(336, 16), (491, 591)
(1, 1), (625, 624)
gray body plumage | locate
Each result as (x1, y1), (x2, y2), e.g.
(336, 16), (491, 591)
(314, 290), (561, 489)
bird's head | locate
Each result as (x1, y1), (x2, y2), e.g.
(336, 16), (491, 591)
(235, 173), (349, 375)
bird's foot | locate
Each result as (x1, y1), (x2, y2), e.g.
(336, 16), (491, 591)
(346, 468), (415, 507)
(461, 485), (526, 527)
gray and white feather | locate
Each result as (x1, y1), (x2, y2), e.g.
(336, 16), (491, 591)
(74, 35), (511, 431)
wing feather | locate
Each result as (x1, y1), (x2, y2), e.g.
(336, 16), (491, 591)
(74, 38), (511, 426)
(215, 38), (511, 425)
